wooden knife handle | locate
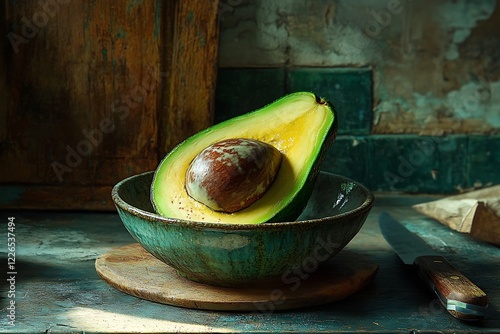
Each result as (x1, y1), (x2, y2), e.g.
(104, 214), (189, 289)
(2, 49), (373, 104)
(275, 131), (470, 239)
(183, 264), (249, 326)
(414, 255), (488, 321)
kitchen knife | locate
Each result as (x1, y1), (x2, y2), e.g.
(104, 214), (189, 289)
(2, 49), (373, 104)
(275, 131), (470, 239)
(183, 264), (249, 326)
(379, 212), (488, 321)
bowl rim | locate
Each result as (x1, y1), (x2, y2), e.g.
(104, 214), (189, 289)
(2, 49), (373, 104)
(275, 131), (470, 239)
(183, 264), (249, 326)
(112, 170), (375, 231)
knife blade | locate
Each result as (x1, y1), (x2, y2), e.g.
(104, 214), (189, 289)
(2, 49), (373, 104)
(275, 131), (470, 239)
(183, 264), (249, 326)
(379, 212), (488, 321)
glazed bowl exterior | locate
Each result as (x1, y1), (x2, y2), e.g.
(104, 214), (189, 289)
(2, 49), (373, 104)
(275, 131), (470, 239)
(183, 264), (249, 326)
(111, 171), (374, 287)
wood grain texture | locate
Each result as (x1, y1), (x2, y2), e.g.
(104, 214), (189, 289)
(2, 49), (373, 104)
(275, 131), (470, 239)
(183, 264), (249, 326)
(415, 255), (488, 320)
(1, 1), (219, 210)
(159, 0), (220, 155)
(2, 1), (161, 184)
(95, 243), (379, 311)
(0, 185), (113, 211)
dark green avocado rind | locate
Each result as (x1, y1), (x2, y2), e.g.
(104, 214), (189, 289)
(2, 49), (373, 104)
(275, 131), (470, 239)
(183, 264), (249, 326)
(266, 96), (338, 222)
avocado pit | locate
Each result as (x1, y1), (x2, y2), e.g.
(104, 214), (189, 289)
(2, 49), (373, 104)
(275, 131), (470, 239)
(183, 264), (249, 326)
(185, 138), (282, 213)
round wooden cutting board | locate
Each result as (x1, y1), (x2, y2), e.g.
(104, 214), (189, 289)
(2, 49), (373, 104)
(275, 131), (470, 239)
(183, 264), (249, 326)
(95, 243), (378, 312)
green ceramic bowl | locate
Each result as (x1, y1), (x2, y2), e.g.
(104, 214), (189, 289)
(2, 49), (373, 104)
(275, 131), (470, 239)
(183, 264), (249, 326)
(111, 171), (374, 287)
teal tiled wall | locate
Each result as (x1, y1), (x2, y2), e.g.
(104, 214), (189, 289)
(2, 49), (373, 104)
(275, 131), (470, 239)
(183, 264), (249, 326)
(368, 135), (468, 193)
(215, 67), (500, 193)
(467, 136), (500, 188)
(321, 136), (370, 186)
(288, 68), (372, 135)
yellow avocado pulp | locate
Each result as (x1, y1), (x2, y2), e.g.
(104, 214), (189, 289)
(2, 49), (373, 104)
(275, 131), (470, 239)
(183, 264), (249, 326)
(151, 92), (337, 224)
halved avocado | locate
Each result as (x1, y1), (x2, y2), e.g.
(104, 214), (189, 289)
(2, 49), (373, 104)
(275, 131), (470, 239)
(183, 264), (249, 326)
(151, 92), (337, 224)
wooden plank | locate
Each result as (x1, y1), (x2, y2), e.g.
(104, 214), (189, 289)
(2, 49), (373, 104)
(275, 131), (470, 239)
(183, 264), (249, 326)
(2, 1), (161, 185)
(1, 1), (220, 210)
(0, 185), (114, 211)
(96, 243), (378, 311)
(159, 0), (220, 156)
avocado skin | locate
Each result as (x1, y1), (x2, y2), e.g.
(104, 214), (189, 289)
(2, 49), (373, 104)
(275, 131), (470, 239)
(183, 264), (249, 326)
(267, 98), (338, 222)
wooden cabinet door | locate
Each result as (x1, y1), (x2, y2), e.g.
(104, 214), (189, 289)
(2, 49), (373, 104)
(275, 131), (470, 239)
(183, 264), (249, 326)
(1, 1), (219, 210)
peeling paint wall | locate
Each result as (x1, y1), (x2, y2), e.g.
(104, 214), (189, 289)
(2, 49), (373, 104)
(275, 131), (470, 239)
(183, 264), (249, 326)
(219, 0), (500, 135)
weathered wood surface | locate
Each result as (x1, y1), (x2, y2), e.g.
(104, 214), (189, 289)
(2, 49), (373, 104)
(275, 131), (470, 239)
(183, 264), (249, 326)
(1, 1), (219, 210)
(160, 0), (220, 157)
(95, 243), (378, 311)
(1, 196), (499, 333)
(0, 184), (113, 210)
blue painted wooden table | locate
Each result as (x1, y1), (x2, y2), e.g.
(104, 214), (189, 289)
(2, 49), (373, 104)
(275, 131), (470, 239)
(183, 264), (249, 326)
(1, 194), (499, 333)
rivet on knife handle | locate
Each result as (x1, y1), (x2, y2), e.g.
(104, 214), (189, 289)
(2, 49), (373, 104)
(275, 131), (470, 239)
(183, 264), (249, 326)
(414, 255), (488, 321)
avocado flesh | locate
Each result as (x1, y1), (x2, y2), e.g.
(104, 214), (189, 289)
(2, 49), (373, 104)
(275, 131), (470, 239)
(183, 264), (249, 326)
(151, 92), (337, 224)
